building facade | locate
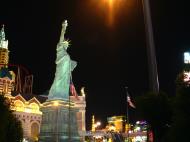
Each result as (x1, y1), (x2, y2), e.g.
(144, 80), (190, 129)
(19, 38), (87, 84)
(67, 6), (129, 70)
(106, 116), (126, 132)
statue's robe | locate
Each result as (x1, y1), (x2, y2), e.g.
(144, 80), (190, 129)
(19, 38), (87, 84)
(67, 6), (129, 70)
(48, 43), (77, 100)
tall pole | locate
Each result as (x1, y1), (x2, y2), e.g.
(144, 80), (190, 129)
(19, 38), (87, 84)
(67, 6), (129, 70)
(142, 0), (159, 93)
(125, 87), (129, 125)
(68, 94), (71, 142)
(55, 105), (59, 142)
(125, 87), (129, 140)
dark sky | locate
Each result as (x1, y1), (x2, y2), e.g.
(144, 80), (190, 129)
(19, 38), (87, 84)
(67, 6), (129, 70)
(1, 0), (189, 130)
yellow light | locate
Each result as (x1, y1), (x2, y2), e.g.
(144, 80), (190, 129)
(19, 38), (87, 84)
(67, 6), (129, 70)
(108, 125), (116, 131)
(81, 87), (85, 97)
(53, 101), (59, 106)
(89, 0), (134, 28)
(103, 0), (115, 27)
(104, 0), (126, 27)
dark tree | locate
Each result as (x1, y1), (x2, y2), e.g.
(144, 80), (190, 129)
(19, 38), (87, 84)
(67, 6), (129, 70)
(135, 92), (172, 142)
(167, 72), (190, 142)
(0, 95), (23, 142)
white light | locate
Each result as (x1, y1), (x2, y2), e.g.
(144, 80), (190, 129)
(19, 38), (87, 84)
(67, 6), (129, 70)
(23, 138), (28, 142)
(96, 122), (101, 126)
(135, 136), (143, 141)
(184, 71), (190, 82)
(25, 108), (31, 113)
(184, 52), (190, 64)
(135, 126), (141, 131)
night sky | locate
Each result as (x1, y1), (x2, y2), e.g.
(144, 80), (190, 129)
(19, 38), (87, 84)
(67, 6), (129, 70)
(1, 0), (189, 130)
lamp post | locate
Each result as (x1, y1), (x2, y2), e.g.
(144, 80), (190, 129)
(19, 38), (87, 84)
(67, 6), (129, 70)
(104, 0), (159, 93)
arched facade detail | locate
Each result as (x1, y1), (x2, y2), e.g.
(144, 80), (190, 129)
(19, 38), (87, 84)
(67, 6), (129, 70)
(14, 100), (24, 112)
(29, 102), (40, 113)
(30, 121), (40, 142)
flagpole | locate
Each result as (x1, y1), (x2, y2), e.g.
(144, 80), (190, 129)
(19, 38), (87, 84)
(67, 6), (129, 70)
(125, 86), (130, 141)
(125, 87), (129, 124)
(68, 74), (72, 142)
(68, 89), (71, 142)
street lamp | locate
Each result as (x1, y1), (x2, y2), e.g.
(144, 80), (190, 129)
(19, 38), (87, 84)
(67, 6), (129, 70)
(103, 0), (159, 93)
(94, 121), (101, 131)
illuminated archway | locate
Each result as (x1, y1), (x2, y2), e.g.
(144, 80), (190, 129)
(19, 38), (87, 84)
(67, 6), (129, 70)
(31, 122), (40, 142)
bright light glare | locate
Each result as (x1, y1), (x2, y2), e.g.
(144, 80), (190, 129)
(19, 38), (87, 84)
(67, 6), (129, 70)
(184, 71), (190, 83)
(53, 101), (59, 106)
(90, 0), (126, 27)
(104, 0), (117, 26)
(109, 125), (116, 131)
(94, 121), (101, 128)
(96, 121), (101, 126)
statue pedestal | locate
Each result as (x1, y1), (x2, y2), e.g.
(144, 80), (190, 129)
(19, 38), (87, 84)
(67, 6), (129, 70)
(39, 100), (80, 142)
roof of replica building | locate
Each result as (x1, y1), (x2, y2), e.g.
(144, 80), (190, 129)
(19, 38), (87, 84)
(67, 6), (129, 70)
(0, 67), (13, 79)
(11, 91), (48, 104)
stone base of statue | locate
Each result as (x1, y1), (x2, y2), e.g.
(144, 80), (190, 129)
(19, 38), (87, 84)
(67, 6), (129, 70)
(39, 100), (80, 142)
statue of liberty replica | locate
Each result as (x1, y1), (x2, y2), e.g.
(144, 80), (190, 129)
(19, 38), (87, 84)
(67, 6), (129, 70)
(48, 20), (77, 101)
(39, 20), (80, 142)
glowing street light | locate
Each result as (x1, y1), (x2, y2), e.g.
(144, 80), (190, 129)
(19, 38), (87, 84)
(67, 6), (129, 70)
(92, 0), (124, 27)
(91, 2), (161, 92)
(89, 0), (159, 94)
(95, 121), (101, 127)
(94, 121), (101, 130)
(100, 0), (159, 93)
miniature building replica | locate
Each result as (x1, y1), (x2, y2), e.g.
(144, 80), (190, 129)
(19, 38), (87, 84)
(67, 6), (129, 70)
(106, 116), (126, 132)
(10, 94), (45, 142)
(0, 25), (9, 68)
(0, 25), (15, 96)
(0, 25), (86, 141)
(0, 25), (43, 141)
(70, 88), (86, 136)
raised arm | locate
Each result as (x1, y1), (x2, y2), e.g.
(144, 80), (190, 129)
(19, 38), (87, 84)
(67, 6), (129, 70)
(59, 20), (68, 43)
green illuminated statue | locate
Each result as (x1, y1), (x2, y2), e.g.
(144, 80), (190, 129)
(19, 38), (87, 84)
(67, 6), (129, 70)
(48, 20), (77, 101)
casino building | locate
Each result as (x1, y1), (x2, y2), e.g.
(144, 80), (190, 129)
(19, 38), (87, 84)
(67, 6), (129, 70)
(0, 25), (86, 141)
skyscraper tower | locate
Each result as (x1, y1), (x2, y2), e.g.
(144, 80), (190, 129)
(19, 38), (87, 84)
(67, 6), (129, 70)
(0, 25), (15, 95)
(92, 115), (95, 132)
(0, 25), (9, 68)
